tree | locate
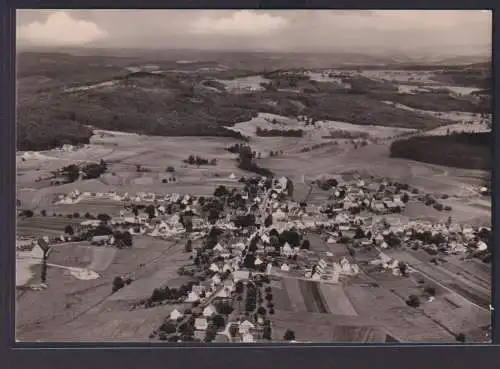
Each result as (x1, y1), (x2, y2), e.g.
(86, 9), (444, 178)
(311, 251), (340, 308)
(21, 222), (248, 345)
(456, 333), (466, 342)
(229, 324), (239, 338)
(97, 213), (111, 223)
(212, 314), (225, 329)
(283, 329), (295, 341)
(166, 166), (175, 173)
(264, 214), (273, 228)
(185, 240), (193, 253)
(406, 294), (420, 308)
(354, 227), (364, 239)
(214, 185), (229, 198)
(398, 262), (408, 277)
(424, 286), (436, 296)
(64, 225), (74, 235)
(145, 204), (156, 219)
(204, 326), (217, 342)
(40, 209), (47, 217)
(216, 302), (234, 315)
(402, 192), (410, 203)
(112, 276), (125, 293)
(160, 322), (177, 334)
(61, 164), (80, 182)
(235, 281), (244, 294)
(301, 239), (310, 250)
(263, 325), (272, 340)
(22, 209), (34, 218)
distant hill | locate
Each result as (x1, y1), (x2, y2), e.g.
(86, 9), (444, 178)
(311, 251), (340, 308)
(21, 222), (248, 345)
(16, 51), (467, 151)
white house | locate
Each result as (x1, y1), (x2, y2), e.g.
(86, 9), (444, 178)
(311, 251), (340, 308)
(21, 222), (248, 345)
(170, 308), (183, 320)
(195, 317), (208, 331)
(281, 263), (290, 272)
(186, 291), (200, 302)
(239, 320), (255, 334)
(242, 333), (254, 343)
(233, 270), (250, 282)
(311, 272), (321, 281)
(212, 274), (222, 286)
(216, 288), (230, 298)
(477, 240), (488, 251)
(203, 304), (217, 317)
(213, 243), (225, 252)
(282, 243), (293, 257)
(209, 263), (220, 273)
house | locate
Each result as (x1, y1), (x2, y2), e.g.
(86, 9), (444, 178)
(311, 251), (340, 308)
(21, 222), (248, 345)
(186, 291), (200, 302)
(194, 317), (209, 331)
(194, 330), (206, 341)
(209, 263), (220, 273)
(216, 288), (230, 298)
(213, 243), (225, 252)
(477, 240), (488, 251)
(311, 272), (321, 280)
(282, 243), (293, 256)
(80, 219), (102, 228)
(211, 274), (222, 285)
(233, 270), (250, 282)
(239, 320), (255, 334)
(192, 285), (204, 295)
(203, 304), (217, 317)
(281, 263), (290, 272)
(170, 308), (183, 320)
(254, 257), (263, 266)
(242, 333), (254, 343)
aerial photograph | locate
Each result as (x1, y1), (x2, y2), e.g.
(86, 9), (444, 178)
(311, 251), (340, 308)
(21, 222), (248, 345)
(15, 10), (492, 343)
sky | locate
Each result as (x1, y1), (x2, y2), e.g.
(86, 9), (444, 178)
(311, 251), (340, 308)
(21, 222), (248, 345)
(16, 10), (492, 56)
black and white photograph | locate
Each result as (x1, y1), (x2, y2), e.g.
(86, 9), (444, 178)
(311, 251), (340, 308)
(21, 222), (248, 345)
(15, 9), (492, 343)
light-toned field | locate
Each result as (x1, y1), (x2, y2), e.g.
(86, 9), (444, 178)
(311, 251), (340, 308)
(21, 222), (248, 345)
(216, 75), (269, 92)
(281, 277), (308, 313)
(319, 284), (358, 316)
(227, 112), (415, 140)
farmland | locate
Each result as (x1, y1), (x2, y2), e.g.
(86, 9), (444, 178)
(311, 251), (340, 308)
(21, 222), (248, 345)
(16, 47), (491, 344)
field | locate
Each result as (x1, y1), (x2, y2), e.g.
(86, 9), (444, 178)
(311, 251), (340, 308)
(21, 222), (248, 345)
(16, 236), (188, 341)
(268, 233), (490, 342)
(16, 109), (491, 342)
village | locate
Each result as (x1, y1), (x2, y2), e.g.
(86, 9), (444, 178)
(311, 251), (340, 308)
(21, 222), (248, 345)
(16, 169), (492, 343)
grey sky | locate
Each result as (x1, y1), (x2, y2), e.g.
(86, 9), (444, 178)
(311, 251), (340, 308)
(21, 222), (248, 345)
(16, 10), (492, 55)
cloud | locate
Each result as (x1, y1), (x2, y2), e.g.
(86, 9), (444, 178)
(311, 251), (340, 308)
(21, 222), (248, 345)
(18, 11), (107, 46)
(189, 11), (289, 36)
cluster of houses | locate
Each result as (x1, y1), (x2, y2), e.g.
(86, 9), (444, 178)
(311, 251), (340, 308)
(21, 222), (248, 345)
(34, 168), (491, 342)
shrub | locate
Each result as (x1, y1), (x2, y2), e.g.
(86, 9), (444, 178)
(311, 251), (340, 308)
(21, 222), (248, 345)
(406, 294), (420, 308)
